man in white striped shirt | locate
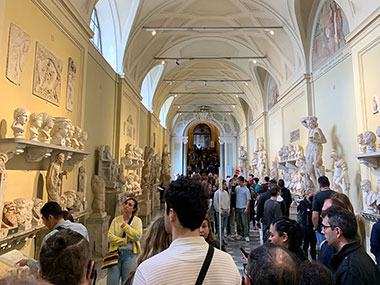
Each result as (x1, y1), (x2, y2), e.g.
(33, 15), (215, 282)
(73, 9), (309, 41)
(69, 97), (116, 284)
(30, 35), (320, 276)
(213, 180), (230, 241)
(133, 178), (241, 285)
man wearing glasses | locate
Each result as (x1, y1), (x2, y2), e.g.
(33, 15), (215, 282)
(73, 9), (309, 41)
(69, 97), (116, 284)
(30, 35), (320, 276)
(321, 206), (380, 284)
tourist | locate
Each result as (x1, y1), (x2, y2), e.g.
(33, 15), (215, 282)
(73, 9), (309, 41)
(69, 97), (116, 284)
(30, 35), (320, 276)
(370, 217), (380, 272)
(262, 185), (282, 241)
(279, 179), (292, 217)
(235, 176), (251, 242)
(321, 206), (380, 284)
(256, 183), (270, 229)
(206, 183), (216, 233)
(125, 217), (171, 284)
(312, 176), (336, 246)
(269, 217), (307, 261)
(243, 243), (300, 285)
(200, 217), (226, 251)
(227, 178), (237, 240)
(133, 178), (241, 284)
(299, 261), (334, 285)
(16, 202), (88, 272)
(298, 189), (317, 260)
(213, 179), (230, 241)
(39, 229), (95, 285)
(107, 198), (142, 285)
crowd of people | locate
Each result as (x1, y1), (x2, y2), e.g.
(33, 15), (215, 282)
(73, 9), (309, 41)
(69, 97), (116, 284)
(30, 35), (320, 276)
(5, 172), (380, 284)
(187, 145), (219, 175)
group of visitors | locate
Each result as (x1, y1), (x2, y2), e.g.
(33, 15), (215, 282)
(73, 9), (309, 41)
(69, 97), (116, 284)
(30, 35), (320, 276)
(187, 145), (219, 175)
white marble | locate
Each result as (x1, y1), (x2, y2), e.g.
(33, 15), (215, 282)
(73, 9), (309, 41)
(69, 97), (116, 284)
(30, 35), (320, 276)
(14, 198), (33, 230)
(1, 201), (17, 228)
(364, 131), (377, 153)
(361, 179), (379, 214)
(329, 149), (350, 195)
(91, 174), (106, 217)
(257, 137), (268, 182)
(38, 113), (54, 143)
(270, 161), (278, 181)
(46, 153), (66, 203)
(29, 113), (43, 141)
(357, 133), (367, 153)
(66, 57), (76, 112)
(32, 198), (43, 226)
(238, 146), (248, 177)
(51, 117), (71, 146)
(11, 108), (30, 138)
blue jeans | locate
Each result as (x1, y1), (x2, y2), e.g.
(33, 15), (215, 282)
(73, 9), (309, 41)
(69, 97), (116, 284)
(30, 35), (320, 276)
(215, 211), (228, 239)
(315, 231), (326, 248)
(107, 249), (137, 285)
(236, 208), (248, 237)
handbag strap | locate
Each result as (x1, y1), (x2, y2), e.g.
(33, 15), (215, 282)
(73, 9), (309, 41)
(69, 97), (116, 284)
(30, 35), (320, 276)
(195, 245), (214, 285)
(122, 215), (134, 238)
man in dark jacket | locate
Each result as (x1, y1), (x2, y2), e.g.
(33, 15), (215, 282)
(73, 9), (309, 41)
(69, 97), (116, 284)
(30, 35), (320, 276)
(370, 217), (380, 271)
(278, 179), (292, 217)
(322, 206), (380, 284)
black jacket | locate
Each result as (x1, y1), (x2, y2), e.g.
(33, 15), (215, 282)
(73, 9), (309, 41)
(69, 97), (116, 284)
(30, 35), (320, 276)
(281, 187), (292, 217)
(297, 197), (313, 227)
(256, 190), (270, 222)
(330, 240), (380, 285)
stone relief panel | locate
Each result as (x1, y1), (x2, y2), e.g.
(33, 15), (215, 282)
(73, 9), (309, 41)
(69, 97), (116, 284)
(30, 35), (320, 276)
(32, 42), (63, 106)
(6, 23), (31, 85)
(66, 57), (76, 112)
(267, 76), (279, 110)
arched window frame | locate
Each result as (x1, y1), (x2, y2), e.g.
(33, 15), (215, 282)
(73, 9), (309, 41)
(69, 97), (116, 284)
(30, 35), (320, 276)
(90, 8), (102, 54)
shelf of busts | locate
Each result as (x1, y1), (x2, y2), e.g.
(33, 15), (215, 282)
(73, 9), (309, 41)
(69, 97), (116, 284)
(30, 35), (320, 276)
(120, 156), (144, 170)
(277, 159), (298, 171)
(0, 209), (88, 255)
(360, 211), (380, 222)
(355, 152), (380, 169)
(0, 138), (89, 171)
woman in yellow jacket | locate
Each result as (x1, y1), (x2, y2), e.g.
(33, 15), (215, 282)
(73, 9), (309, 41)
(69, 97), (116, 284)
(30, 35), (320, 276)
(107, 198), (142, 285)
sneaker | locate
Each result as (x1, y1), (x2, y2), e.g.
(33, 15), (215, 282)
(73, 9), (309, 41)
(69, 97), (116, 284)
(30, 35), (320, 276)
(245, 236), (250, 242)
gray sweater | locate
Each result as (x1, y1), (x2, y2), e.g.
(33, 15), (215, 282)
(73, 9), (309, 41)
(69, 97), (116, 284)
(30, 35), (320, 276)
(262, 198), (282, 230)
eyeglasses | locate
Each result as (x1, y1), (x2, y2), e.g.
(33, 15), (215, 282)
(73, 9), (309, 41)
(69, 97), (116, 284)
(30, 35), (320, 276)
(321, 224), (334, 231)
(124, 202), (135, 207)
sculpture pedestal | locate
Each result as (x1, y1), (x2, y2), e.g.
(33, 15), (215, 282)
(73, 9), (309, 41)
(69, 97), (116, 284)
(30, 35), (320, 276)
(87, 214), (110, 258)
(138, 200), (151, 227)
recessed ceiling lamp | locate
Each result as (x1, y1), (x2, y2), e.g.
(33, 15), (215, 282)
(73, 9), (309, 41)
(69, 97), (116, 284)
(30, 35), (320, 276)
(151, 30), (157, 36)
(177, 106), (181, 109)
(235, 94), (239, 98)
(232, 105), (236, 108)
(244, 82), (249, 86)
(252, 59), (257, 64)
(203, 81), (207, 86)
(269, 30), (275, 35)
(174, 94), (178, 98)
(161, 60), (166, 65)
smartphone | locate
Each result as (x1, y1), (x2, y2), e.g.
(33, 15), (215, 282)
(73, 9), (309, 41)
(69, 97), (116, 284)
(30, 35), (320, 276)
(240, 247), (249, 258)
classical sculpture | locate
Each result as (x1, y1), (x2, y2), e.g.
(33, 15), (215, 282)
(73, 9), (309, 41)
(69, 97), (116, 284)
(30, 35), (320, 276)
(270, 161), (278, 181)
(363, 131), (377, 153)
(328, 149), (350, 195)
(125, 144), (133, 158)
(6, 23), (31, 85)
(257, 137), (268, 182)
(91, 174), (106, 217)
(97, 145), (119, 188)
(288, 145), (295, 160)
(14, 198), (33, 230)
(78, 166), (87, 194)
(301, 116), (327, 190)
(11, 107), (30, 138)
(141, 147), (154, 190)
(161, 144), (171, 188)
(79, 131), (88, 150)
(29, 113), (43, 141)
(65, 122), (74, 148)
(60, 195), (67, 211)
(296, 156), (313, 194)
(46, 153), (67, 203)
(32, 198), (43, 225)
(361, 179), (379, 214)
(32, 42), (62, 106)
(357, 133), (367, 153)
(39, 113), (54, 143)
(238, 146), (248, 177)
(71, 126), (81, 149)
(376, 126), (380, 150)
(66, 57), (76, 112)
(2, 201), (18, 228)
(51, 117), (71, 146)
(0, 153), (8, 227)
(295, 145), (305, 159)
(64, 190), (77, 211)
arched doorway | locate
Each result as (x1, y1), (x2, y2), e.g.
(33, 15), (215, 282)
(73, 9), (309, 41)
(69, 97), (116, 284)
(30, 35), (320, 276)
(186, 122), (220, 175)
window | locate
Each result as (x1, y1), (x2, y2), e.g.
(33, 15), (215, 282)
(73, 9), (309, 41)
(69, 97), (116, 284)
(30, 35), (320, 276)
(90, 8), (102, 54)
(141, 65), (164, 112)
(159, 96), (174, 128)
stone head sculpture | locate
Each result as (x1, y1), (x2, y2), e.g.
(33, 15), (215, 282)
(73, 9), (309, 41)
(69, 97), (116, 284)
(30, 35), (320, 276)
(363, 131), (377, 152)
(360, 179), (371, 193)
(2, 201), (18, 228)
(29, 113), (43, 140)
(12, 107), (30, 138)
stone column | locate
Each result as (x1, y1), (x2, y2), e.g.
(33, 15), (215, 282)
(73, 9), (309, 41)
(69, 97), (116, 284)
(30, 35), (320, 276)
(183, 136), (188, 175)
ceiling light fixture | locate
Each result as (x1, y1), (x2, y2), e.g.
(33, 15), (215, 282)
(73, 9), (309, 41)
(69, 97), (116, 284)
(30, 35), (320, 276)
(244, 82), (249, 86)
(235, 94), (239, 98)
(177, 106), (180, 109)
(174, 94), (178, 98)
(161, 60), (166, 65)
(144, 26), (283, 32)
(232, 105), (236, 108)
(175, 59), (180, 66)
(269, 30), (275, 35)
(252, 59), (257, 64)
(151, 30), (157, 36)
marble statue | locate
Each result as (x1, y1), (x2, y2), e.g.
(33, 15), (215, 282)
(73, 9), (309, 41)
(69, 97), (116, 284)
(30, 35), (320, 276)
(97, 145), (119, 189)
(32, 42), (62, 106)
(79, 131), (88, 150)
(141, 147), (154, 190)
(363, 131), (377, 153)
(257, 137), (268, 182)
(78, 166), (87, 209)
(74, 192), (84, 212)
(270, 161), (278, 181)
(32, 198), (43, 225)
(51, 117), (71, 146)
(60, 195), (67, 211)
(329, 149), (350, 195)
(361, 179), (379, 214)
(0, 153), (8, 228)
(6, 23), (31, 85)
(14, 198), (33, 230)
(11, 107), (30, 138)
(125, 144), (133, 158)
(39, 113), (54, 143)
(71, 126), (81, 149)
(117, 163), (127, 192)
(131, 173), (142, 196)
(46, 153), (67, 203)
(238, 146), (248, 177)
(357, 133), (367, 153)
(250, 152), (259, 177)
(376, 126), (380, 151)
(301, 116), (327, 190)
(66, 57), (76, 112)
(295, 145), (305, 159)
(64, 190), (77, 211)
(1, 201), (18, 228)
(278, 146), (285, 161)
(91, 174), (106, 217)
(29, 113), (43, 141)
(288, 145), (295, 160)
(296, 156), (313, 194)
(65, 122), (74, 148)
(125, 174), (134, 195)
(161, 144), (172, 188)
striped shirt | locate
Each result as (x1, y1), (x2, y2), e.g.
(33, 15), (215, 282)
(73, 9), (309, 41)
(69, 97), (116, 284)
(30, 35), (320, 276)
(133, 237), (241, 285)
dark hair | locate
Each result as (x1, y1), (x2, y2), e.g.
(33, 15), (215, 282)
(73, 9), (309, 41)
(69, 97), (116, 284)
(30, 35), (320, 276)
(124, 198), (138, 214)
(264, 176), (270, 182)
(238, 176), (245, 182)
(246, 243), (300, 285)
(321, 206), (357, 241)
(249, 174), (254, 178)
(270, 185), (280, 197)
(330, 193), (354, 213)
(40, 229), (91, 285)
(40, 202), (63, 220)
(272, 217), (304, 255)
(278, 179), (285, 187)
(259, 184), (268, 194)
(165, 178), (208, 231)
(254, 178), (259, 183)
(269, 179), (277, 185)
(300, 261), (334, 285)
(190, 173), (201, 182)
(318, 176), (330, 187)
(62, 210), (74, 222)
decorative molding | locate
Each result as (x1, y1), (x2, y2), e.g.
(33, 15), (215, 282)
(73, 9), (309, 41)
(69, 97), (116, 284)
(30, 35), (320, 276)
(346, 6), (380, 45)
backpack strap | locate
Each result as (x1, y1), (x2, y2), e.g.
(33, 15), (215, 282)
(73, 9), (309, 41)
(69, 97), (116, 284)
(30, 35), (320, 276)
(195, 245), (214, 285)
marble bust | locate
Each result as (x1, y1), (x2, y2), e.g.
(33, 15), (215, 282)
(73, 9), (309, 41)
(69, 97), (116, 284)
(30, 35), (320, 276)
(329, 149), (350, 195)
(51, 117), (71, 146)
(29, 113), (43, 141)
(11, 107), (30, 138)
(363, 131), (377, 152)
(361, 179), (379, 214)
(32, 198), (43, 225)
(39, 113), (54, 143)
(376, 126), (380, 150)
(1, 201), (18, 228)
(64, 190), (77, 211)
(357, 133), (367, 153)
(14, 198), (33, 230)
